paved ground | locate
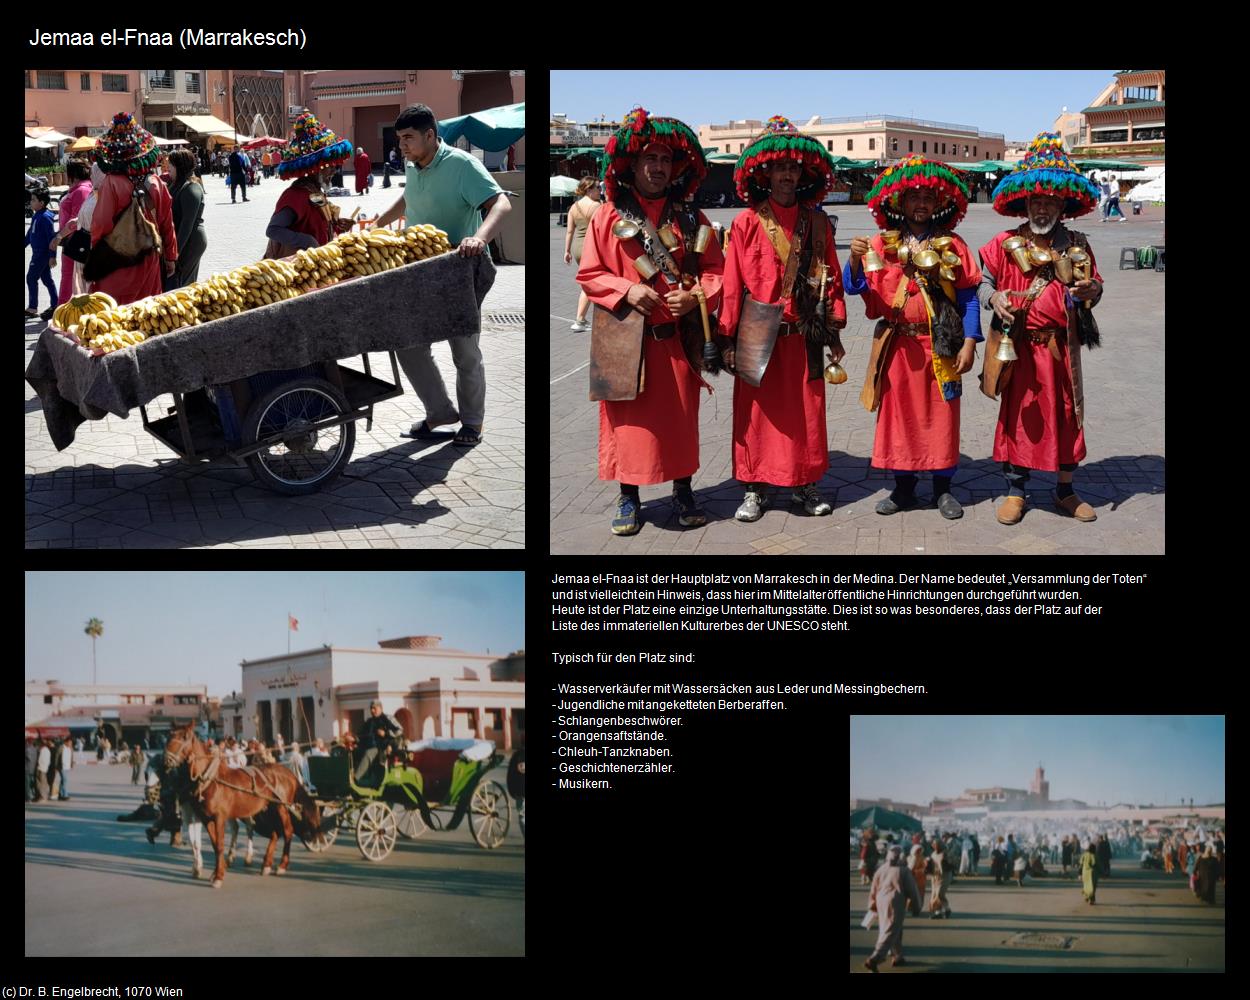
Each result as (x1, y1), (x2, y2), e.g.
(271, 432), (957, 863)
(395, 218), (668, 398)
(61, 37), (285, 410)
(849, 858), (1223, 973)
(550, 202), (1165, 555)
(25, 176), (525, 549)
(26, 756), (524, 956)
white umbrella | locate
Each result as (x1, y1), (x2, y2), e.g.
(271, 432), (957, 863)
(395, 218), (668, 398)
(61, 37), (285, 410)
(27, 129), (74, 143)
(550, 175), (580, 197)
(25, 136), (55, 149)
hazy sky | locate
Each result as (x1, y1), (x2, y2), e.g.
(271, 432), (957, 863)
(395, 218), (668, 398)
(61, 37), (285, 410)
(26, 572), (524, 697)
(851, 716), (1225, 807)
(550, 70), (1118, 144)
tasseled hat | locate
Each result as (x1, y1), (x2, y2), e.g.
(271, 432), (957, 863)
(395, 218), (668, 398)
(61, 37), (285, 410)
(866, 156), (971, 230)
(601, 107), (708, 202)
(95, 112), (159, 177)
(278, 112), (354, 181)
(992, 132), (1101, 219)
(734, 116), (837, 206)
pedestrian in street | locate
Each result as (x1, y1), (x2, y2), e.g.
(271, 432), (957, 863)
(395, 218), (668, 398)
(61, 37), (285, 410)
(1013, 849), (1027, 887)
(49, 159), (94, 307)
(960, 832), (973, 875)
(1178, 836), (1189, 875)
(564, 175), (602, 333)
(228, 145), (249, 203)
(928, 837), (952, 918)
(165, 149), (207, 290)
(25, 185), (59, 320)
(354, 146), (371, 197)
(1097, 833), (1112, 878)
(1195, 844), (1220, 904)
(57, 737), (72, 800)
(1187, 839), (1200, 894)
(25, 737), (39, 802)
(859, 827), (880, 885)
(908, 839), (927, 914)
(719, 116), (847, 523)
(845, 156), (983, 519)
(373, 103), (513, 450)
(978, 133), (1104, 526)
(35, 740), (51, 801)
(1080, 840), (1099, 904)
(863, 844), (923, 973)
(49, 738), (64, 800)
(131, 744), (145, 784)
(970, 833), (980, 875)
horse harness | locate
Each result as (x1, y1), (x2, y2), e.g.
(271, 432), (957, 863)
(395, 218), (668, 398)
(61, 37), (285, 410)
(166, 734), (303, 819)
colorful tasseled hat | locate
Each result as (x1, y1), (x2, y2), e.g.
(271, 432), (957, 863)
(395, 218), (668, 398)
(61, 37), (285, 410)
(600, 107), (708, 202)
(278, 112), (354, 181)
(867, 156), (971, 230)
(992, 132), (1101, 218)
(734, 116), (837, 206)
(95, 112), (159, 177)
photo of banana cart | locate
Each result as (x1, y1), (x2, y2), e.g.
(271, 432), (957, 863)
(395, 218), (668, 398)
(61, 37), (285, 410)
(304, 738), (510, 861)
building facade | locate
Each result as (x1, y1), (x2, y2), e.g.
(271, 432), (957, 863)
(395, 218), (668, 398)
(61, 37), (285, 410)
(25, 680), (210, 747)
(1068, 69), (1165, 167)
(25, 70), (140, 137)
(239, 636), (524, 751)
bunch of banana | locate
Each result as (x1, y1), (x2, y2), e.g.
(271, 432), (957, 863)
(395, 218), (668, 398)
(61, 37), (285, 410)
(399, 224), (452, 263)
(52, 291), (118, 331)
(74, 310), (133, 348)
(231, 258), (300, 309)
(292, 243), (345, 293)
(85, 328), (147, 353)
(333, 231), (383, 278)
(122, 288), (201, 338)
(190, 273), (247, 322)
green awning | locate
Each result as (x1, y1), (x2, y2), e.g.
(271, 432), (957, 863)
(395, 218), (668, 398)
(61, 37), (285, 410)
(553, 147), (603, 160)
(706, 153), (739, 163)
(437, 102), (524, 152)
(1073, 159), (1147, 171)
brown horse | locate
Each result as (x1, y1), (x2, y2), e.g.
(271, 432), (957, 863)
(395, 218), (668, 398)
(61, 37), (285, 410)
(163, 726), (321, 888)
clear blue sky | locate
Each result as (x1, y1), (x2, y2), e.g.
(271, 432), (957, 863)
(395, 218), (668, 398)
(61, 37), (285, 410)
(551, 71), (1118, 143)
(25, 572), (524, 697)
(851, 716), (1225, 807)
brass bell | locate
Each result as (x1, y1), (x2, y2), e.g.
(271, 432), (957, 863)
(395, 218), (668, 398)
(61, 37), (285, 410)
(1003, 236), (1032, 273)
(994, 325), (1019, 362)
(824, 360), (848, 385)
(864, 246), (886, 273)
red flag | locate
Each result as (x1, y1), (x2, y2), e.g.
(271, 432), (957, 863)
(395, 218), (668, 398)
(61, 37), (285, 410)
(289, 615), (299, 631)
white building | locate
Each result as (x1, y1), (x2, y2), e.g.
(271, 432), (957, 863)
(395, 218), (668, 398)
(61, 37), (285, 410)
(236, 636), (525, 751)
(25, 680), (209, 746)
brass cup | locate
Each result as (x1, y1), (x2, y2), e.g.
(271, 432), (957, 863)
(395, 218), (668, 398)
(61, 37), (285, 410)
(929, 236), (954, 253)
(1068, 248), (1090, 281)
(1028, 247), (1054, 268)
(941, 251), (961, 268)
(1053, 254), (1074, 283)
(824, 361), (848, 385)
(693, 225), (712, 254)
(881, 230), (900, 251)
(656, 224), (681, 250)
(940, 265), (957, 282)
(1003, 236), (1032, 273)
(864, 247), (887, 273)
(897, 244), (911, 266)
(912, 249), (940, 271)
(632, 255), (659, 280)
(612, 218), (641, 240)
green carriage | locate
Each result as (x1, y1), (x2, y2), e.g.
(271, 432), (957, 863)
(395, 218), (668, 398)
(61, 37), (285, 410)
(304, 738), (510, 861)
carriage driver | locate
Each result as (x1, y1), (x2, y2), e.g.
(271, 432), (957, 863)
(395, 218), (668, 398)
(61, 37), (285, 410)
(353, 700), (403, 785)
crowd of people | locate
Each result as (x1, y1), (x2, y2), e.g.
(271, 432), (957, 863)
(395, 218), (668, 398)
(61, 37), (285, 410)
(856, 818), (1226, 972)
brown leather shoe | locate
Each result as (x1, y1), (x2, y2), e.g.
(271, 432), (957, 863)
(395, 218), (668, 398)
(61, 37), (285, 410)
(996, 496), (1026, 525)
(1053, 491), (1097, 521)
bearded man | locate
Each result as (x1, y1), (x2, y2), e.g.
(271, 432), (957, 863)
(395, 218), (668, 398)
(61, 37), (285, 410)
(978, 133), (1104, 525)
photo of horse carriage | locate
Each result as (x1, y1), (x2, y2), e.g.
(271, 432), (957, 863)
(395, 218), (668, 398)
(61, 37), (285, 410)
(304, 738), (513, 861)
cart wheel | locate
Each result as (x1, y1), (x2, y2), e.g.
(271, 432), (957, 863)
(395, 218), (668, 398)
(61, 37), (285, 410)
(243, 377), (355, 495)
(302, 807), (339, 851)
(469, 780), (510, 849)
(356, 801), (397, 861)
(394, 805), (427, 840)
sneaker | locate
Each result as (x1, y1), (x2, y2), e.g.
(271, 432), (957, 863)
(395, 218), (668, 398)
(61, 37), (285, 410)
(611, 494), (641, 536)
(570, 319), (590, 332)
(735, 485), (769, 522)
(792, 483), (831, 516)
(672, 487), (707, 527)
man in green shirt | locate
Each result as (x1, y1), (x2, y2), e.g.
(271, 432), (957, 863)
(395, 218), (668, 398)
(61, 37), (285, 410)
(373, 104), (512, 447)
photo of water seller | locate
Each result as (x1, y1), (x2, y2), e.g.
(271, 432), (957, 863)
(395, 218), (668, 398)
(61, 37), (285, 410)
(549, 70), (1164, 556)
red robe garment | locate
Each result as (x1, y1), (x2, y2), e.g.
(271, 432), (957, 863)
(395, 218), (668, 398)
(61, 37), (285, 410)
(275, 183), (332, 246)
(577, 195), (725, 484)
(89, 173), (177, 305)
(720, 200), (846, 486)
(979, 228), (1102, 471)
(858, 231), (981, 470)
(354, 151), (371, 195)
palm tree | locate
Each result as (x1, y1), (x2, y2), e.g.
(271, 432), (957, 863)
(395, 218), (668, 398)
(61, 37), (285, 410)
(84, 617), (104, 686)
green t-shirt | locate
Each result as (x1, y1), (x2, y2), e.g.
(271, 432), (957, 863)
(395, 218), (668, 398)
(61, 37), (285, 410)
(403, 140), (503, 245)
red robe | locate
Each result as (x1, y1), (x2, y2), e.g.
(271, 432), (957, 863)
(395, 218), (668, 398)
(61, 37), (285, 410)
(979, 228), (1102, 471)
(720, 200), (846, 486)
(275, 182), (332, 247)
(856, 231), (981, 470)
(354, 151), (371, 195)
(89, 173), (177, 306)
(577, 195), (724, 484)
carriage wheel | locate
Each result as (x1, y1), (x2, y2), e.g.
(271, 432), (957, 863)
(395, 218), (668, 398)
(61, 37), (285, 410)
(394, 805), (427, 840)
(243, 378), (355, 495)
(356, 802), (397, 861)
(301, 806), (339, 852)
(469, 780), (510, 849)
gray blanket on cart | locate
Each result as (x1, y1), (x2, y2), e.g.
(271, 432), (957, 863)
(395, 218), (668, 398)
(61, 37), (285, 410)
(26, 251), (495, 451)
